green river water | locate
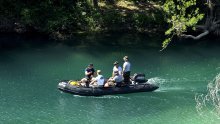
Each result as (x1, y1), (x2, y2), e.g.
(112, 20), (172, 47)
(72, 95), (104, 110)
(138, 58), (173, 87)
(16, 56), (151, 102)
(0, 34), (220, 124)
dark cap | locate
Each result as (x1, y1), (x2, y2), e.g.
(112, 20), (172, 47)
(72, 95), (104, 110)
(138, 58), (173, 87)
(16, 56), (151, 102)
(114, 61), (119, 65)
(88, 63), (93, 66)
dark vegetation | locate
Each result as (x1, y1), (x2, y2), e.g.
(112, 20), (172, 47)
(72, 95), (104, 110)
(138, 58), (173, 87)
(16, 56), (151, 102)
(0, 0), (165, 39)
(0, 0), (219, 48)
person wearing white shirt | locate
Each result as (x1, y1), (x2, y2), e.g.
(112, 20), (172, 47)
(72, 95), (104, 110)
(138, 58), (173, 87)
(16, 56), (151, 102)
(112, 61), (122, 76)
(90, 70), (104, 87)
(123, 56), (131, 83)
(105, 71), (123, 87)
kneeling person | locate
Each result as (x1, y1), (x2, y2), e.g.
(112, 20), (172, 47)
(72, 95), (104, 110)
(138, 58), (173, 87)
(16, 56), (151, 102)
(105, 71), (123, 87)
(90, 70), (104, 87)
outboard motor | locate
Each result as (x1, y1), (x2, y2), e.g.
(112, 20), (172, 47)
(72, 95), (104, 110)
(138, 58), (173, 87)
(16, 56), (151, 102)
(133, 73), (146, 83)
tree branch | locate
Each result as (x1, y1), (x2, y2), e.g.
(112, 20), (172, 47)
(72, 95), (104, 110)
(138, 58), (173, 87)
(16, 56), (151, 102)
(182, 30), (210, 40)
(196, 25), (207, 30)
(214, 20), (220, 24)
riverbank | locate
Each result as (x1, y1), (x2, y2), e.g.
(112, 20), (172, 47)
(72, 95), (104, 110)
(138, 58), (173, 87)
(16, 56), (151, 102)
(0, 0), (165, 40)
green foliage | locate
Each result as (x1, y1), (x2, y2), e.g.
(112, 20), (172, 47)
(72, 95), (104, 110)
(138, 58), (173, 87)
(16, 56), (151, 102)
(0, 0), (165, 39)
(133, 13), (155, 30)
(162, 0), (204, 49)
(162, 37), (171, 48)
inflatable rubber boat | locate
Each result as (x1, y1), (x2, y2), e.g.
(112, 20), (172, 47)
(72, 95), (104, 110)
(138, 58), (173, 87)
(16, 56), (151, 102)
(58, 74), (159, 96)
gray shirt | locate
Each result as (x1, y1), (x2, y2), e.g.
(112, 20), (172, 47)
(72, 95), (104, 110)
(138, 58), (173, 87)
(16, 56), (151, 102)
(123, 61), (131, 72)
(113, 75), (123, 83)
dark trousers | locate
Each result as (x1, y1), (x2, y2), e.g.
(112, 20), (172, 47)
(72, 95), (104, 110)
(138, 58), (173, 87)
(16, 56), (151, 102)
(85, 76), (92, 87)
(123, 71), (130, 83)
(116, 82), (122, 87)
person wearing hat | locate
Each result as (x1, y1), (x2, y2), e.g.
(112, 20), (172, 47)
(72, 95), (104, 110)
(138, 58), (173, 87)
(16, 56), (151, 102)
(123, 56), (131, 83)
(105, 71), (123, 87)
(90, 70), (105, 87)
(112, 61), (122, 77)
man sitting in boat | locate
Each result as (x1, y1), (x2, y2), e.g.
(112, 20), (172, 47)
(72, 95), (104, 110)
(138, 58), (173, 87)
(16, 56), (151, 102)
(80, 63), (95, 87)
(105, 71), (123, 87)
(90, 70), (104, 87)
(112, 61), (122, 76)
(85, 63), (95, 79)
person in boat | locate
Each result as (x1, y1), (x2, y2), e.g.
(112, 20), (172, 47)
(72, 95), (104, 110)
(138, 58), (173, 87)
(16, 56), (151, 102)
(90, 70), (104, 87)
(105, 71), (123, 87)
(80, 63), (95, 87)
(112, 61), (122, 76)
(123, 56), (131, 84)
(85, 63), (95, 79)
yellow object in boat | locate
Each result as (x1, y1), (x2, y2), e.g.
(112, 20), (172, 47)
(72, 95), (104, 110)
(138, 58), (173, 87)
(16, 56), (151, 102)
(69, 81), (79, 86)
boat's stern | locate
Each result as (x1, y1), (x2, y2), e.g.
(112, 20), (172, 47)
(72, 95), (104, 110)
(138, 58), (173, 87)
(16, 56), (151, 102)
(151, 83), (159, 91)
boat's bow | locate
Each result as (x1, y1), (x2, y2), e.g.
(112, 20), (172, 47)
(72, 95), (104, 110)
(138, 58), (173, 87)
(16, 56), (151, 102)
(58, 81), (68, 90)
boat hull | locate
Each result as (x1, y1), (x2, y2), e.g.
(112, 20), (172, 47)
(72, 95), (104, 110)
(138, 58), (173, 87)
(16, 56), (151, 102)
(58, 80), (159, 96)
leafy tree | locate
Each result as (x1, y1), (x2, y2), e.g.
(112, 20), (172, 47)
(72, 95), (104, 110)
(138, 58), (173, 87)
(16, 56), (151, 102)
(162, 0), (204, 50)
(162, 0), (220, 50)
(182, 0), (220, 39)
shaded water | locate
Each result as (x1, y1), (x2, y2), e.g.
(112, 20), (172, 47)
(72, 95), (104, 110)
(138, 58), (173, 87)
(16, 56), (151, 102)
(0, 34), (220, 123)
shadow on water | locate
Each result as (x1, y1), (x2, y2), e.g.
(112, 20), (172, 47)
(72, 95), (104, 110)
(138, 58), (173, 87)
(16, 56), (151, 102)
(1, 33), (220, 53)
(0, 33), (163, 50)
(0, 33), (53, 49)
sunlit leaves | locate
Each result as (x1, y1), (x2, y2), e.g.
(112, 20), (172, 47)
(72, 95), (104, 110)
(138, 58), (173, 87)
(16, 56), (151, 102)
(162, 38), (171, 49)
(162, 0), (204, 49)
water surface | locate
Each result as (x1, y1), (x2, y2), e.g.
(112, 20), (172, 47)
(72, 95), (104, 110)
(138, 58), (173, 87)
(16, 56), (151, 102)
(0, 34), (220, 124)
